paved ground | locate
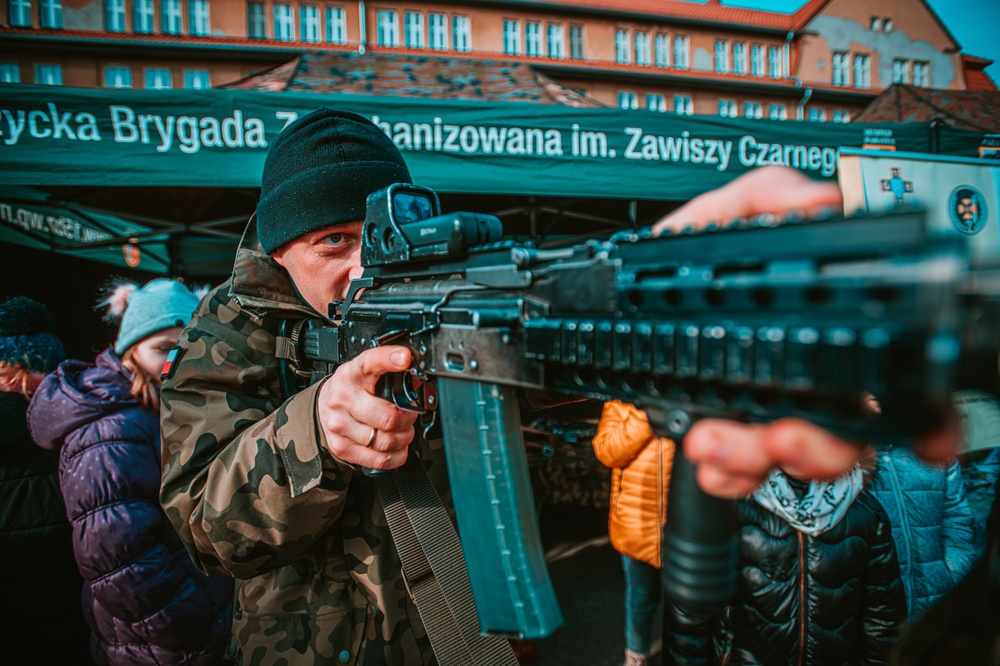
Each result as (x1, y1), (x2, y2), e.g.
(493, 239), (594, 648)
(529, 505), (663, 666)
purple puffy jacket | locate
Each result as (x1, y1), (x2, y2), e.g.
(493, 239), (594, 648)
(28, 348), (233, 666)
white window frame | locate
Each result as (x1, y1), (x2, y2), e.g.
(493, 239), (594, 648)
(105, 65), (132, 88)
(655, 33), (669, 67)
(145, 67), (172, 90)
(105, 0), (126, 32)
(133, 0), (154, 33)
(404, 11), (424, 48)
(9, 0), (31, 26)
(189, 0), (209, 36)
(674, 94), (693, 115)
(718, 99), (737, 117)
(249, 2), (266, 39)
(547, 23), (563, 59)
(428, 12), (447, 51)
(808, 107), (827, 122)
(569, 24), (584, 59)
(377, 10), (399, 47)
(715, 40), (730, 73)
(525, 21), (541, 57)
(634, 31), (650, 66)
(854, 53), (870, 88)
(35, 63), (63, 85)
(326, 6), (346, 44)
(301, 5), (320, 42)
(744, 101), (762, 119)
(503, 19), (520, 56)
(451, 15), (470, 52)
(162, 0), (182, 34)
(674, 35), (689, 69)
(913, 61), (930, 87)
(646, 93), (666, 112)
(892, 58), (909, 84)
(184, 69), (210, 89)
(733, 42), (747, 75)
(274, 4), (295, 41)
(40, 0), (63, 28)
(832, 51), (850, 86)
(0, 63), (20, 83)
(617, 91), (638, 110)
(769, 103), (787, 120)
(751, 44), (764, 77)
(768, 46), (782, 78)
(615, 29), (630, 64)
(832, 109), (850, 123)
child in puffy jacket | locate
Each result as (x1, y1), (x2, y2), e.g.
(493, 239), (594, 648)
(28, 279), (233, 666)
(593, 399), (675, 666)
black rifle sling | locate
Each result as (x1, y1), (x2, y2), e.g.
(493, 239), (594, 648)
(376, 452), (519, 666)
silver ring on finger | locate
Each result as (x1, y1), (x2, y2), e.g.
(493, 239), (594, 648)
(365, 426), (378, 449)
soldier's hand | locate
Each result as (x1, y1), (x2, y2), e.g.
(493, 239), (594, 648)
(651, 166), (960, 497)
(317, 345), (418, 470)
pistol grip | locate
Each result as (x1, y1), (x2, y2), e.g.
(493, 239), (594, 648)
(436, 377), (564, 639)
(661, 444), (739, 609)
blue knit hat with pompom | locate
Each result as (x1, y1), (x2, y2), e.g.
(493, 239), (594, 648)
(0, 296), (66, 373)
(101, 279), (202, 355)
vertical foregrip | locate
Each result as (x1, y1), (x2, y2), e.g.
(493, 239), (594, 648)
(661, 443), (738, 610)
(436, 377), (564, 639)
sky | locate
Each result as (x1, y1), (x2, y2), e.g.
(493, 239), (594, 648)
(721, 0), (1000, 82)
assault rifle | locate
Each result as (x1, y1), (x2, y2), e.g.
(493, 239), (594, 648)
(283, 183), (998, 641)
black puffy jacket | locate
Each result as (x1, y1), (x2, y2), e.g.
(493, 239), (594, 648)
(668, 488), (906, 666)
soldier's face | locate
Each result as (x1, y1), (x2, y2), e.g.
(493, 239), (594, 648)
(271, 221), (365, 316)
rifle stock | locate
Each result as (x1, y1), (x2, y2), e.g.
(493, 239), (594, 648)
(289, 183), (994, 638)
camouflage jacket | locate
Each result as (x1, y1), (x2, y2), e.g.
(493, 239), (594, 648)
(160, 219), (444, 666)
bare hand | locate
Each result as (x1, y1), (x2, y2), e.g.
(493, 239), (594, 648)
(317, 345), (418, 470)
(652, 167), (959, 497)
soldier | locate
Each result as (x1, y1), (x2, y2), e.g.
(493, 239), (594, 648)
(159, 108), (957, 665)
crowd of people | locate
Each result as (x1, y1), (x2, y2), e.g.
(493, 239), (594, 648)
(2, 108), (998, 665)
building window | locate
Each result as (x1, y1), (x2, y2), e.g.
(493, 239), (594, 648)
(0, 63), (20, 83)
(615, 30), (630, 64)
(503, 20), (520, 56)
(832, 109), (850, 123)
(184, 69), (210, 88)
(674, 94), (693, 115)
(326, 6), (345, 43)
(189, 0), (209, 36)
(547, 23), (563, 59)
(744, 101), (762, 119)
(162, 0), (182, 34)
(9, 0), (31, 26)
(715, 40), (730, 73)
(569, 24), (584, 59)
(854, 54), (870, 88)
(104, 66), (131, 88)
(248, 2), (266, 38)
(768, 46), (782, 78)
(870, 16), (881, 31)
(105, 0), (126, 32)
(808, 108), (826, 122)
(40, 0), (62, 28)
(769, 103), (787, 120)
(751, 44), (764, 77)
(35, 64), (62, 85)
(133, 0), (154, 33)
(733, 42), (747, 75)
(618, 91), (638, 110)
(145, 68), (172, 89)
(299, 5), (320, 42)
(525, 21), (541, 57)
(674, 35), (689, 69)
(428, 12), (447, 50)
(275, 4), (294, 41)
(634, 31), (650, 66)
(718, 99), (737, 117)
(404, 11), (423, 48)
(913, 61), (930, 87)
(646, 93), (666, 112)
(655, 33), (669, 67)
(832, 51), (850, 86)
(892, 58), (909, 84)
(377, 10), (398, 47)
(452, 15), (469, 52)
(883, 18), (893, 32)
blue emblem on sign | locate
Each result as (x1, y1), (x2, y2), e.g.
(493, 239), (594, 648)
(879, 167), (914, 207)
(948, 185), (988, 235)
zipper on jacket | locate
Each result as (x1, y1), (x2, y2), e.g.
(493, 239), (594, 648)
(657, 438), (665, 561)
(797, 531), (806, 666)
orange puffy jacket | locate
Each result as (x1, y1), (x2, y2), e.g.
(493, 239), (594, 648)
(592, 400), (675, 568)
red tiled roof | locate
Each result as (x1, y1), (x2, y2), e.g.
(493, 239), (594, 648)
(962, 54), (998, 92)
(501, 0), (796, 30)
(223, 51), (604, 107)
(853, 83), (1000, 132)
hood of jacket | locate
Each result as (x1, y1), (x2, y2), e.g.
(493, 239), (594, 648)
(28, 348), (137, 453)
(226, 214), (317, 317)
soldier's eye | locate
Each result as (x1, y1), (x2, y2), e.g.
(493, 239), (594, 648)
(322, 233), (346, 246)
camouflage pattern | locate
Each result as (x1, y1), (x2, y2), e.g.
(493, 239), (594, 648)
(525, 410), (611, 510)
(160, 219), (444, 665)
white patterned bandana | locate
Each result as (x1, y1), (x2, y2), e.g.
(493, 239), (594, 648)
(752, 466), (864, 536)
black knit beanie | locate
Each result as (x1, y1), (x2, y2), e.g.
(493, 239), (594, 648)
(256, 108), (412, 255)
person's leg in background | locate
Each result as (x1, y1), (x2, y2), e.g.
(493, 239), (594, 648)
(622, 553), (661, 665)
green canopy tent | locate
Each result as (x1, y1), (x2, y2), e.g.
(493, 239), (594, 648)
(0, 82), (992, 276)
